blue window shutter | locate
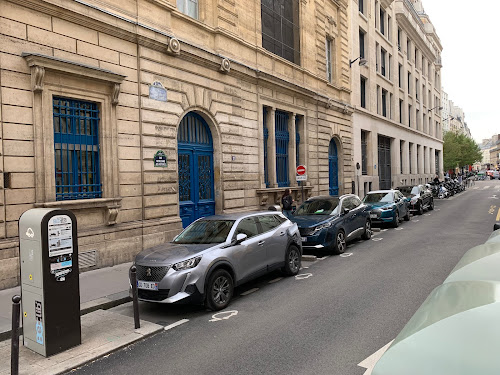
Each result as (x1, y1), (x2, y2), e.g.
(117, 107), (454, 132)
(263, 107), (269, 187)
(275, 110), (289, 187)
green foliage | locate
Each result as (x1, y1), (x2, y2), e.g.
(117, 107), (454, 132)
(443, 131), (482, 170)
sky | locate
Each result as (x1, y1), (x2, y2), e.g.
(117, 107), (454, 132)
(422, 0), (500, 144)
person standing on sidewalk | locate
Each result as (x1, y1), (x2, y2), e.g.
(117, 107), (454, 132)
(281, 189), (294, 219)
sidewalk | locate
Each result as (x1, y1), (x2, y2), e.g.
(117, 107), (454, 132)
(0, 262), (132, 341)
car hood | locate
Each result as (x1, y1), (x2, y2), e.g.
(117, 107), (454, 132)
(365, 202), (394, 210)
(135, 242), (216, 265)
(292, 214), (337, 228)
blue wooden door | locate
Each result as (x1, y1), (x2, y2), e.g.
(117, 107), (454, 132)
(329, 140), (339, 196)
(178, 113), (215, 228)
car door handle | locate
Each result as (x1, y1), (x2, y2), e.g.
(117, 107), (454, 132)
(258, 241), (265, 246)
(279, 232), (286, 236)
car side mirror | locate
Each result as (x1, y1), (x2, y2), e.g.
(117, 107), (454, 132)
(343, 208), (350, 215)
(235, 233), (248, 244)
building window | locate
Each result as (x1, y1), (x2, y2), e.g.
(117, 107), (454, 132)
(359, 29), (365, 59)
(416, 109), (420, 130)
(361, 130), (368, 175)
(275, 110), (290, 187)
(397, 28), (402, 51)
(415, 78), (419, 100)
(261, 0), (301, 64)
(359, 0), (364, 14)
(407, 38), (411, 61)
(390, 93), (393, 120)
(408, 104), (412, 127)
(296, 115), (300, 166)
(54, 97), (101, 201)
(263, 107), (269, 187)
(382, 89), (387, 118)
(417, 145), (420, 174)
(409, 143), (413, 173)
(408, 72), (411, 94)
(177, 0), (198, 19)
(380, 7), (385, 35)
(360, 75), (367, 108)
(326, 38), (333, 82)
(376, 42), (380, 72)
(381, 48), (386, 76)
(400, 140), (404, 174)
(399, 99), (403, 124)
(376, 85), (381, 114)
(398, 64), (403, 88)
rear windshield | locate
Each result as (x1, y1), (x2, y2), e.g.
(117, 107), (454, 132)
(173, 220), (235, 244)
(363, 193), (393, 203)
(295, 199), (339, 215)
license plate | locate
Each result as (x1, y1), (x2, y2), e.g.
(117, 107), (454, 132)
(370, 214), (377, 219)
(137, 280), (158, 290)
(301, 237), (307, 242)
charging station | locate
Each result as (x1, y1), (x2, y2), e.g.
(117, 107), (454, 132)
(19, 209), (81, 357)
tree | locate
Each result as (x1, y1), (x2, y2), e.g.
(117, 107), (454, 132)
(443, 131), (482, 171)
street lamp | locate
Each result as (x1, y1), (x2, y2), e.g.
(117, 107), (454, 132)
(428, 105), (443, 112)
(349, 57), (368, 68)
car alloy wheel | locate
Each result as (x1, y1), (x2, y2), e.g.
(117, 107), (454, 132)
(362, 220), (371, 240)
(206, 269), (234, 311)
(283, 245), (300, 276)
(393, 211), (399, 228)
(429, 199), (434, 210)
(418, 203), (424, 215)
(333, 231), (346, 255)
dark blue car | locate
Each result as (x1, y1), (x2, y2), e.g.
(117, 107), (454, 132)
(362, 190), (410, 227)
(292, 194), (371, 254)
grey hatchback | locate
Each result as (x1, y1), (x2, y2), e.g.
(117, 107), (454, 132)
(131, 212), (302, 310)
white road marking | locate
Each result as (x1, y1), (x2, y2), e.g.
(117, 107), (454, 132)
(241, 288), (259, 296)
(483, 186), (490, 189)
(358, 340), (394, 375)
(317, 256), (330, 260)
(436, 209), (441, 211)
(301, 266), (309, 269)
(381, 229), (388, 232)
(295, 273), (313, 280)
(473, 187), (479, 190)
(394, 227), (403, 231)
(413, 219), (419, 222)
(209, 310), (238, 322)
(425, 214), (431, 216)
(164, 319), (189, 331)
(340, 253), (353, 257)
(372, 238), (383, 242)
(268, 277), (283, 284)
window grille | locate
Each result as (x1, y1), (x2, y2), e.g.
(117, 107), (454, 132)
(295, 116), (300, 167)
(263, 107), (269, 187)
(53, 97), (101, 200)
(361, 131), (368, 175)
(275, 110), (290, 187)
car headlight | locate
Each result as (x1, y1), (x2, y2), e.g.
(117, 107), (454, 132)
(314, 221), (333, 232)
(381, 205), (394, 211)
(172, 256), (202, 271)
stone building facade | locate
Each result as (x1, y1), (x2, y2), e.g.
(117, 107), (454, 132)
(350, 0), (443, 198)
(0, 0), (354, 288)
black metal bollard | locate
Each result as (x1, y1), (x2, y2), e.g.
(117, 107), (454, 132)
(130, 266), (140, 329)
(11, 295), (21, 375)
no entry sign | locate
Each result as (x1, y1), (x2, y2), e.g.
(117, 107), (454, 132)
(296, 165), (307, 181)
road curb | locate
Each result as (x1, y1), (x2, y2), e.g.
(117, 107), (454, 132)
(0, 291), (131, 343)
(302, 255), (317, 261)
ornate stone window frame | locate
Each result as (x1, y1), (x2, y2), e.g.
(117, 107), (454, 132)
(23, 53), (125, 225)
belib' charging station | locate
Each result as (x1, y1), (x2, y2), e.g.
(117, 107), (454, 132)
(19, 209), (81, 357)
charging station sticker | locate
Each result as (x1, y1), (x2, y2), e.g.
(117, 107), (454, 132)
(35, 300), (43, 345)
(48, 215), (73, 257)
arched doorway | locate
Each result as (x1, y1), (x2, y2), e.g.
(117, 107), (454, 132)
(178, 112), (215, 227)
(329, 139), (339, 196)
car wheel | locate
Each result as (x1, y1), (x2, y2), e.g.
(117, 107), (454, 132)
(428, 199), (434, 210)
(283, 245), (301, 276)
(392, 211), (399, 228)
(418, 202), (424, 215)
(404, 207), (411, 221)
(205, 269), (234, 311)
(332, 230), (346, 255)
(361, 220), (372, 240)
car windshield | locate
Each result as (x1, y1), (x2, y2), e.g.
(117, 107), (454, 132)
(398, 186), (418, 197)
(173, 220), (235, 244)
(363, 193), (393, 203)
(295, 199), (339, 215)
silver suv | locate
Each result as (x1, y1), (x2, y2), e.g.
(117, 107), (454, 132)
(131, 212), (302, 310)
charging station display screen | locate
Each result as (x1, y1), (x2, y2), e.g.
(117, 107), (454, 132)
(48, 215), (73, 257)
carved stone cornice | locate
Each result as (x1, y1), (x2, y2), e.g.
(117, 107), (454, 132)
(32, 66), (45, 92)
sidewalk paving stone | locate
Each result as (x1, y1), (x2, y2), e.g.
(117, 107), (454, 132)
(0, 309), (162, 375)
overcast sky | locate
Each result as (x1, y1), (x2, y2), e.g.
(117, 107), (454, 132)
(422, 1), (499, 144)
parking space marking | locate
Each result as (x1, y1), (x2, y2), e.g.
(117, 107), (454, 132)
(210, 310), (238, 322)
(372, 238), (383, 242)
(241, 288), (259, 296)
(484, 186), (490, 190)
(413, 219), (419, 222)
(295, 273), (313, 280)
(425, 214), (431, 216)
(395, 227), (404, 231)
(318, 256), (330, 260)
(164, 319), (189, 331)
(340, 253), (353, 258)
(268, 277), (283, 284)
(381, 229), (388, 232)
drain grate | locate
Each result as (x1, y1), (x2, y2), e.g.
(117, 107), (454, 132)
(79, 250), (97, 269)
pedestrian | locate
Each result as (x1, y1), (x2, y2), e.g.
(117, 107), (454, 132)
(281, 188), (294, 219)
(433, 174), (439, 184)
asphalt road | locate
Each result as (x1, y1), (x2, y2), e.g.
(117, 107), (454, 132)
(70, 180), (500, 375)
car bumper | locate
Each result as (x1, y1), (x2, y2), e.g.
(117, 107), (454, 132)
(369, 211), (395, 224)
(299, 230), (335, 250)
(130, 266), (204, 304)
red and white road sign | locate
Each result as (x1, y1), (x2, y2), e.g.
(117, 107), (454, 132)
(296, 165), (306, 175)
